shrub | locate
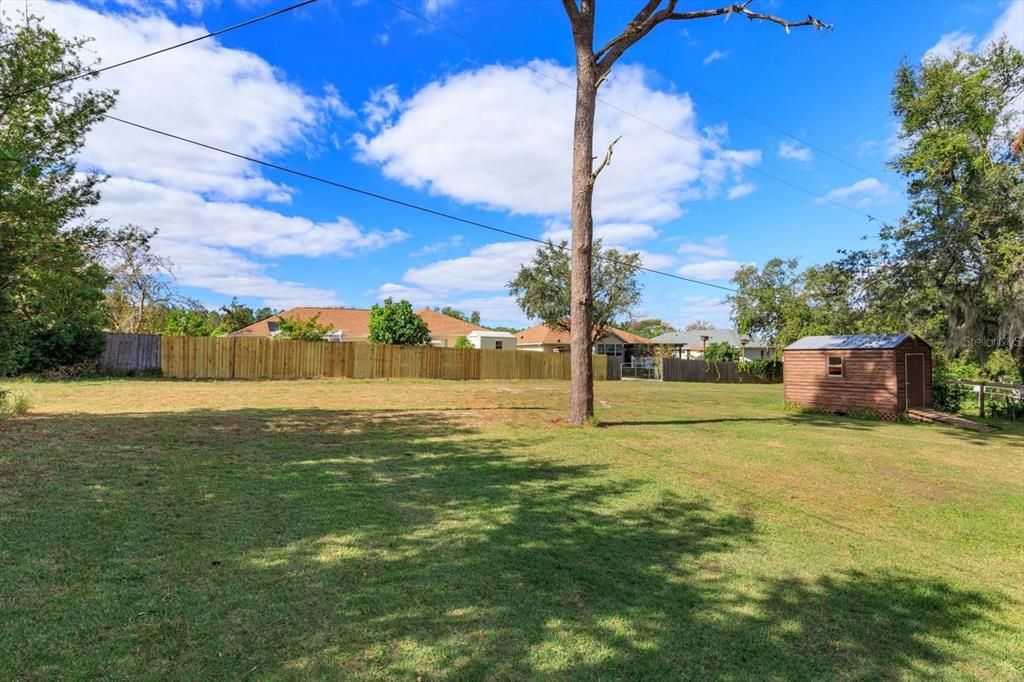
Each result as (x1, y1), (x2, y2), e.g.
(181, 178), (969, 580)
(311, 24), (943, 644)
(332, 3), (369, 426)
(368, 298), (431, 345)
(932, 357), (981, 413)
(703, 341), (740, 362)
(454, 336), (472, 349)
(0, 388), (29, 419)
(740, 359), (783, 382)
(276, 313), (334, 341)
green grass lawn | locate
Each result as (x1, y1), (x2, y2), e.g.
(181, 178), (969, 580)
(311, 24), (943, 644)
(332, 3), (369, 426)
(1, 378), (1021, 679)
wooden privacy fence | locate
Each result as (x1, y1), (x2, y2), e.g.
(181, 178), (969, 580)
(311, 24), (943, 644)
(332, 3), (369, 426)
(99, 333), (161, 373)
(100, 334), (610, 381)
(660, 358), (781, 384)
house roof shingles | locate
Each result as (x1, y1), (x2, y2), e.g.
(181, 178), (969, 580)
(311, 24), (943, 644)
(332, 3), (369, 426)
(231, 307), (486, 340)
(649, 328), (766, 348)
(516, 323), (650, 346)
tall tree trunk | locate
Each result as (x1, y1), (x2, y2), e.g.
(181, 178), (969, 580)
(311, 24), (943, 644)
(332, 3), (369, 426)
(568, 30), (597, 425)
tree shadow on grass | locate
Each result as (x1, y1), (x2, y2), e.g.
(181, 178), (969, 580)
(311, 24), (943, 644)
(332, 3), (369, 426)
(0, 409), (1010, 679)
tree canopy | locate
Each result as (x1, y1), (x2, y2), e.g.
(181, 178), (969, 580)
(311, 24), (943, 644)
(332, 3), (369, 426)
(621, 318), (675, 338)
(508, 240), (641, 342)
(0, 14), (116, 373)
(368, 298), (431, 345)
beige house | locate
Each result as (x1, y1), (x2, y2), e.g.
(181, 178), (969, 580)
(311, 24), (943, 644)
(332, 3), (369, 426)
(231, 307), (492, 348)
(515, 323), (650, 360)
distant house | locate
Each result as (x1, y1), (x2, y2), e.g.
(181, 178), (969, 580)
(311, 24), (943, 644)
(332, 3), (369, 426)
(466, 330), (517, 350)
(649, 329), (769, 361)
(515, 323), (650, 362)
(783, 333), (932, 416)
(231, 307), (493, 348)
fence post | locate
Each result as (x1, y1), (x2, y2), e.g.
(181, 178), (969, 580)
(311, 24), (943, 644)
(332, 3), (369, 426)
(979, 382), (986, 418)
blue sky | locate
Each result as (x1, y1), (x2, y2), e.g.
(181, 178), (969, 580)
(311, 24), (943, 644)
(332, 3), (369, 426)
(23, 0), (1024, 327)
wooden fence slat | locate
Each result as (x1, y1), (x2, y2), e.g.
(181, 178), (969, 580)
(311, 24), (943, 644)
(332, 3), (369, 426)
(101, 334), (616, 382)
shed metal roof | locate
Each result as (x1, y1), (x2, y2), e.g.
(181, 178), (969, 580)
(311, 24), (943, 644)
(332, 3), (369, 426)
(785, 333), (912, 351)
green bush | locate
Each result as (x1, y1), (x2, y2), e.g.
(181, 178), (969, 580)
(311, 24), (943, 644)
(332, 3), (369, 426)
(740, 359), (783, 382)
(454, 336), (472, 349)
(0, 388), (29, 419)
(703, 341), (740, 362)
(368, 298), (431, 346)
(932, 357), (981, 413)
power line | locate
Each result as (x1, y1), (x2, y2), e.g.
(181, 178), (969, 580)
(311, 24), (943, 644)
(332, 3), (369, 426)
(522, 0), (887, 185)
(0, 0), (318, 100)
(382, 0), (899, 229)
(101, 112), (737, 293)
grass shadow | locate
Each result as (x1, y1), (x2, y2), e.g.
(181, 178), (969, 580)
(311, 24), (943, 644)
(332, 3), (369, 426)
(0, 408), (1010, 678)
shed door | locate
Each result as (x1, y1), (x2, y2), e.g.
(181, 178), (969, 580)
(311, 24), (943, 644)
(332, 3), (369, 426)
(905, 354), (925, 409)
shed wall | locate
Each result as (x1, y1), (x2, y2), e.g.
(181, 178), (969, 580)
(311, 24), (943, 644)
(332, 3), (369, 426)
(783, 349), (899, 415)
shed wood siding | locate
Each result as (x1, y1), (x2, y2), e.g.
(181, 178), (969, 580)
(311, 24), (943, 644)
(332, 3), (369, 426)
(784, 349), (899, 414)
(783, 335), (932, 416)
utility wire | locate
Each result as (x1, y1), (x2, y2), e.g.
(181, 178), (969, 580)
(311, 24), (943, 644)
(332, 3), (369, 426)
(0, 0), (318, 100)
(521, 0), (887, 185)
(383, 0), (899, 230)
(101, 113), (738, 292)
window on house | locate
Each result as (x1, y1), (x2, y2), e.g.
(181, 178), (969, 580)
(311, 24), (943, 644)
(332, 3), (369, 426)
(595, 343), (624, 357)
(827, 356), (843, 377)
(494, 340), (503, 350)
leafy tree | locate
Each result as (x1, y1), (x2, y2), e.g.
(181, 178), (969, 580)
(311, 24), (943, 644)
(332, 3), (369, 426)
(368, 298), (431, 345)
(276, 313), (334, 341)
(0, 14), (116, 374)
(217, 298), (255, 333)
(622, 318), (675, 338)
(434, 306), (482, 325)
(557, 1), (828, 424)
(729, 259), (874, 358)
(453, 336), (472, 349)
(508, 239), (641, 342)
(838, 40), (1024, 368)
(164, 307), (218, 337)
(490, 326), (520, 334)
(702, 341), (740, 362)
(684, 320), (715, 331)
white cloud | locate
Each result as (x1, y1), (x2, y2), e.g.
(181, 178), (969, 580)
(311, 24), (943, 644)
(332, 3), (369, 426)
(363, 84), (401, 131)
(30, 2), (404, 309)
(702, 49), (732, 66)
(155, 241), (341, 310)
(924, 29), (976, 61)
(817, 177), (895, 207)
(355, 61), (761, 224)
(35, 1), (345, 203)
(402, 241), (540, 293)
(423, 0), (455, 17)
(375, 32), (390, 46)
(634, 251), (676, 270)
(923, 1), (1023, 61)
(677, 259), (745, 281)
(681, 295), (731, 314)
(678, 235), (728, 258)
(541, 221), (657, 245)
(980, 0), (1023, 50)
(411, 235), (464, 257)
(727, 182), (757, 200)
(99, 178), (407, 258)
(778, 140), (813, 163)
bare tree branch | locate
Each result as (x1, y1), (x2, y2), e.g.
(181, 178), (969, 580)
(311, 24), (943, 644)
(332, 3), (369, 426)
(590, 135), (621, 184)
(595, 1), (831, 81)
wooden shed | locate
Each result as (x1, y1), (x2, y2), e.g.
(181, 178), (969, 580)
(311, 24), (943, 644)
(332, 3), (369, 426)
(783, 334), (932, 417)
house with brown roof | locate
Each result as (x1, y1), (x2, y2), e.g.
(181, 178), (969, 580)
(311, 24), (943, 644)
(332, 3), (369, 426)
(516, 323), (650, 361)
(231, 307), (491, 348)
